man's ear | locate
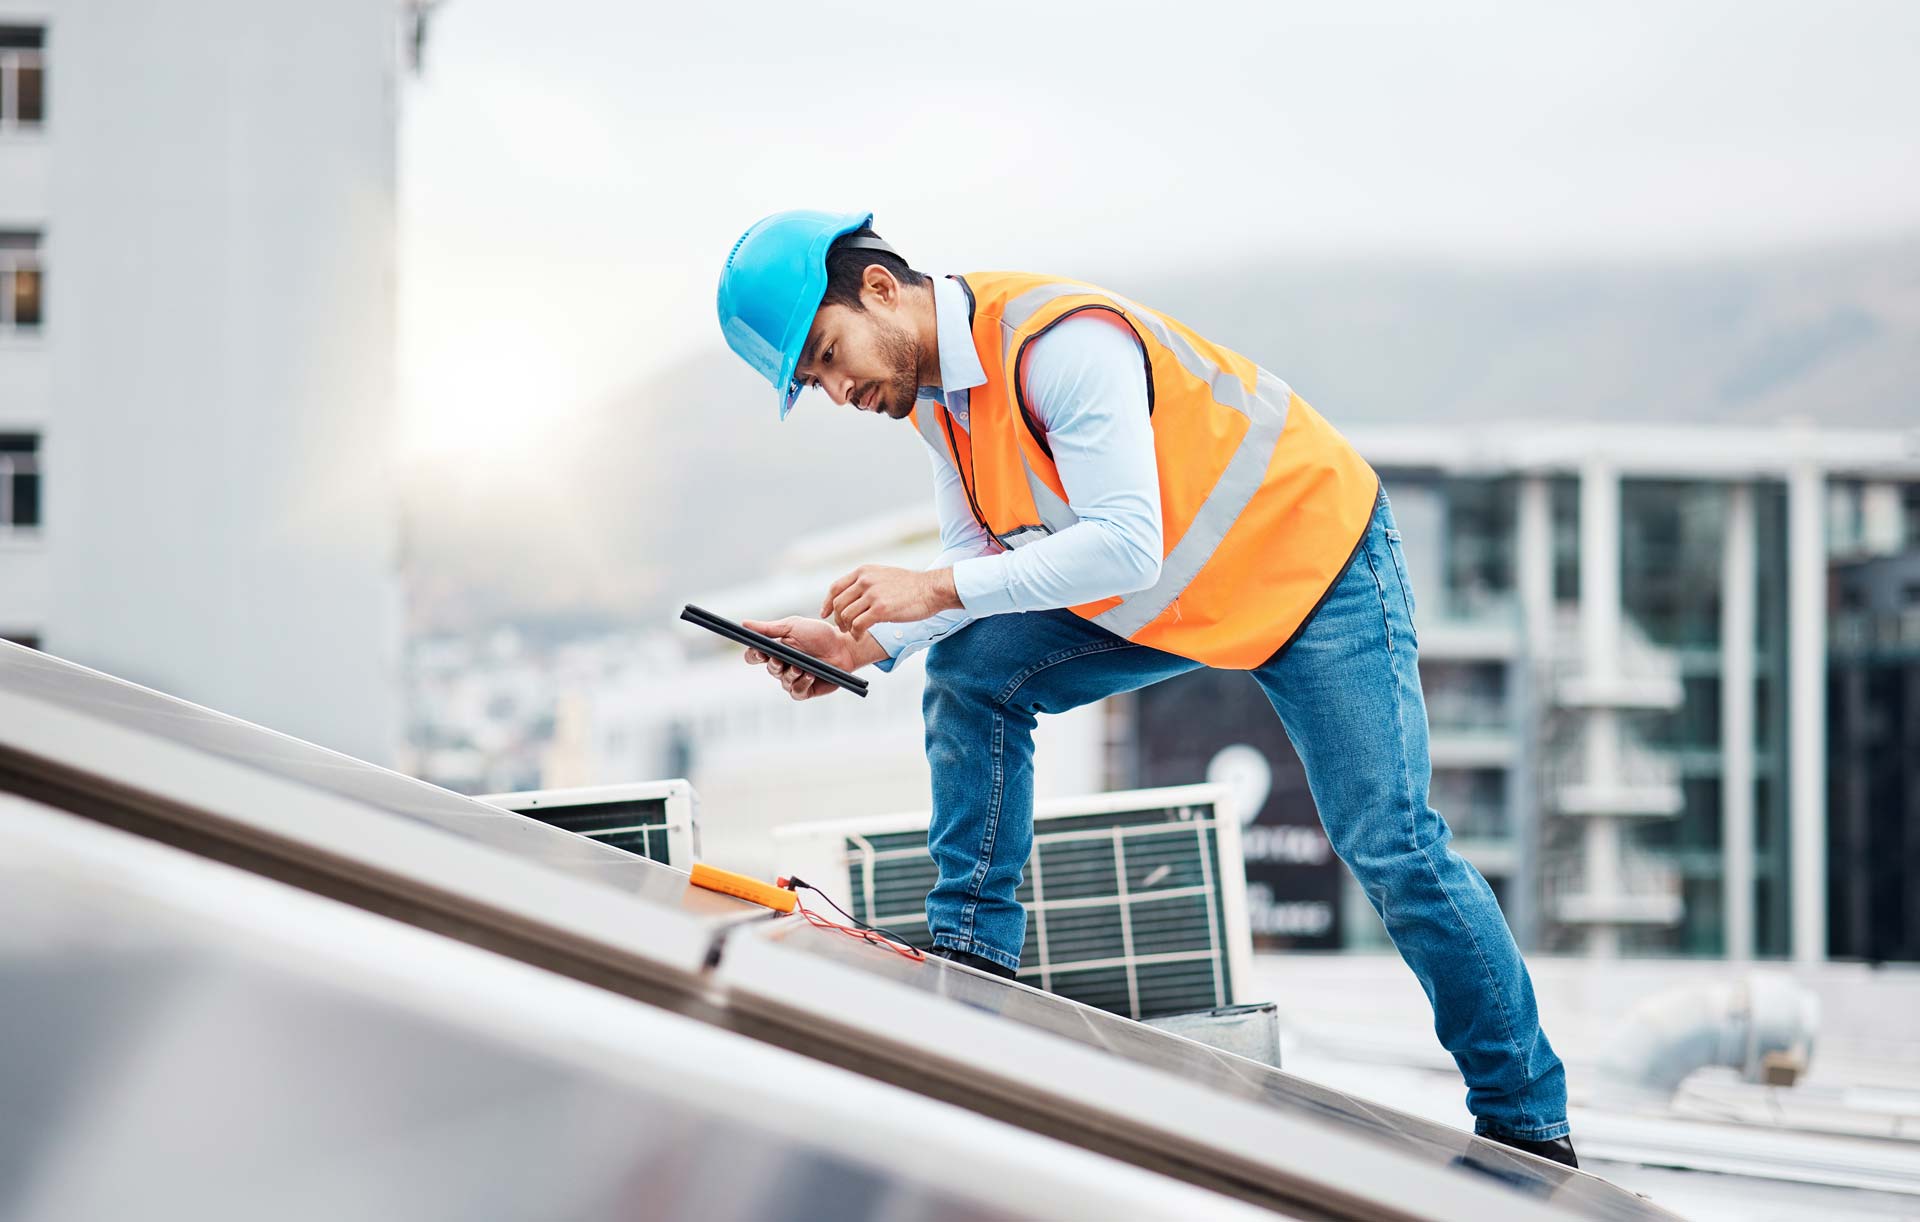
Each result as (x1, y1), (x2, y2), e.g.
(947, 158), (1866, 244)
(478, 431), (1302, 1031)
(861, 264), (899, 311)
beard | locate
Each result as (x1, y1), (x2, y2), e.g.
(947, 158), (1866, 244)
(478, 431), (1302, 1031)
(870, 315), (921, 419)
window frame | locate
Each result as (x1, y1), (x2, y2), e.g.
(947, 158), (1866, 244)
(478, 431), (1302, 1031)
(0, 232), (43, 332)
(0, 45), (45, 132)
(0, 435), (41, 534)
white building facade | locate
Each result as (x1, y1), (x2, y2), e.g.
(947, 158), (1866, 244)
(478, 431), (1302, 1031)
(0, 1), (403, 762)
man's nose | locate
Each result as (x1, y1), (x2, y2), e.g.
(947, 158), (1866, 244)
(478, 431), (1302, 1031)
(828, 376), (855, 406)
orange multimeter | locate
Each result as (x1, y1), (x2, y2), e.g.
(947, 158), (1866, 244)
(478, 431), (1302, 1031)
(689, 863), (798, 913)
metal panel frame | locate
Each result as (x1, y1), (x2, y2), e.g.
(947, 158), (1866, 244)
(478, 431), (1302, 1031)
(717, 919), (1650, 1222)
(0, 648), (764, 991)
(481, 779), (701, 868)
(1, 794), (1280, 1222)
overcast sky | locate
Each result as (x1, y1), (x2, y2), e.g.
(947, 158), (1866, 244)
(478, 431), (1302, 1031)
(397, 0), (1920, 462)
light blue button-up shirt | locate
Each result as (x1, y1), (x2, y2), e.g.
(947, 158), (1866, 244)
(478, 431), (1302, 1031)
(872, 274), (1163, 671)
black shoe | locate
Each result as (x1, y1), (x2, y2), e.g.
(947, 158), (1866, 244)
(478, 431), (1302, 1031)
(1484, 1132), (1579, 1169)
(933, 947), (1018, 980)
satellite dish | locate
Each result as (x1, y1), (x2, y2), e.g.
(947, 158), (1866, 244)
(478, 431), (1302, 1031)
(1206, 744), (1272, 826)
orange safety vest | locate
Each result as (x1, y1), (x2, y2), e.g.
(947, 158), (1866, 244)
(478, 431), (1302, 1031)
(908, 272), (1379, 670)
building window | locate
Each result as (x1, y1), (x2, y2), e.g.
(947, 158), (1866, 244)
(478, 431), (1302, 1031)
(2, 634), (37, 650)
(1623, 480), (1729, 647)
(1442, 477), (1517, 618)
(0, 434), (39, 531)
(0, 231), (40, 331)
(1432, 768), (1510, 839)
(1421, 659), (1510, 732)
(0, 27), (43, 130)
(1551, 477), (1580, 603)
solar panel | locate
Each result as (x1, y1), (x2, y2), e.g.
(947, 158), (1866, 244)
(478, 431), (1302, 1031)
(718, 916), (1686, 1222)
(481, 781), (700, 867)
(0, 642), (1679, 1221)
(0, 794), (1278, 1222)
(775, 785), (1252, 1019)
(0, 641), (762, 980)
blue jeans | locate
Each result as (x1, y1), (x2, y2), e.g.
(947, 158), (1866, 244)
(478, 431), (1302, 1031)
(919, 490), (1568, 1140)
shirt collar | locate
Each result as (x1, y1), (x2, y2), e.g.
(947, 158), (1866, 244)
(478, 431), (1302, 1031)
(929, 273), (987, 395)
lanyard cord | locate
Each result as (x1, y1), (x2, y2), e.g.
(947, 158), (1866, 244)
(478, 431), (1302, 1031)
(939, 405), (997, 545)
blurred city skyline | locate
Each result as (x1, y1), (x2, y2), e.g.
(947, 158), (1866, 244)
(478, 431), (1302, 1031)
(398, 0), (1920, 470)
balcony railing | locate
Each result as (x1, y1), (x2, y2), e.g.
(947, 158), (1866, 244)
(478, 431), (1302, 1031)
(1547, 608), (1684, 709)
(1831, 608), (1920, 657)
(1543, 851), (1684, 926)
(1547, 723), (1683, 817)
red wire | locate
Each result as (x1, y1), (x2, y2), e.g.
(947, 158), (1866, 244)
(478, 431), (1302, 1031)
(794, 899), (927, 962)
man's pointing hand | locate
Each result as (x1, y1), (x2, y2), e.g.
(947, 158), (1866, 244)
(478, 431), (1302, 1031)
(822, 565), (961, 638)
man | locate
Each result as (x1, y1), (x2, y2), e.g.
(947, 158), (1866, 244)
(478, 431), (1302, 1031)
(714, 209), (1576, 1167)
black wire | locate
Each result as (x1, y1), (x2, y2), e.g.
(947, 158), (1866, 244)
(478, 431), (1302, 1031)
(787, 877), (926, 952)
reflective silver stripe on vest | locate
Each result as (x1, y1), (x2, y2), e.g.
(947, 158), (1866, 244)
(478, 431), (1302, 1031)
(999, 282), (1292, 638)
(1020, 458), (1079, 536)
(913, 399), (948, 455)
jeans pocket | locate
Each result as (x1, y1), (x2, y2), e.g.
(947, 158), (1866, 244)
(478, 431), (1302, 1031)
(1384, 530), (1418, 644)
(1362, 542), (1395, 654)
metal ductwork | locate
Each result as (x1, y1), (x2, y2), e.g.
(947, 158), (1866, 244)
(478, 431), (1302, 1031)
(1595, 972), (1820, 1100)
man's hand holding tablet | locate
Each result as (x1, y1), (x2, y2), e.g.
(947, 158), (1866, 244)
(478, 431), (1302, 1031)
(680, 605), (884, 701)
(739, 616), (883, 700)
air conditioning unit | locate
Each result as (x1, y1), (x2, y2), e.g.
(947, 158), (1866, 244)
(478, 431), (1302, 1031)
(481, 780), (700, 868)
(774, 784), (1252, 1020)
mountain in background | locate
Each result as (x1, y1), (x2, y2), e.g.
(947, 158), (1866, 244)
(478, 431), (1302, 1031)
(402, 234), (1920, 636)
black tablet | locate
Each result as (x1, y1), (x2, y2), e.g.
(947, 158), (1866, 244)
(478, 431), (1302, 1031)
(680, 604), (871, 698)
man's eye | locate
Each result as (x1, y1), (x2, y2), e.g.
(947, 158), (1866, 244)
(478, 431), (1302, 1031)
(823, 345), (835, 364)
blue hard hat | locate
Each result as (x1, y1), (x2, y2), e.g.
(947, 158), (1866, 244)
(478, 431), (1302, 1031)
(717, 208), (875, 419)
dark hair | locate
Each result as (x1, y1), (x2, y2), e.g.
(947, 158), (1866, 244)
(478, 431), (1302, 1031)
(819, 227), (927, 311)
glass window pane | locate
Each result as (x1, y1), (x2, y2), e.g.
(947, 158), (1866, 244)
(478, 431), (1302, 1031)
(17, 62), (42, 124)
(1551, 477), (1580, 601)
(12, 267), (39, 327)
(11, 470), (37, 526)
(1441, 477), (1516, 618)
(1622, 480), (1727, 647)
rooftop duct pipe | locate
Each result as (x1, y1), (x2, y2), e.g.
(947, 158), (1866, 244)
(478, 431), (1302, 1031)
(1595, 972), (1820, 1101)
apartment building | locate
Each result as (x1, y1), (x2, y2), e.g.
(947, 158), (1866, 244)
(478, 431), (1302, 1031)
(0, 2), (403, 762)
(0, 18), (45, 645)
(1342, 422), (1920, 962)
